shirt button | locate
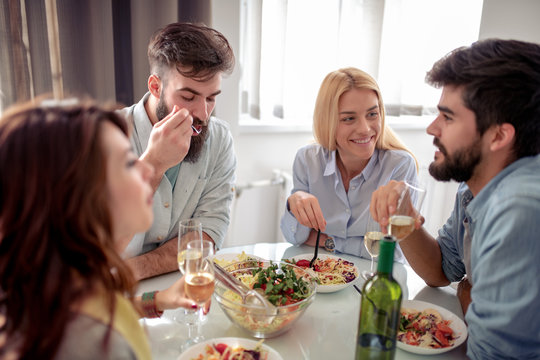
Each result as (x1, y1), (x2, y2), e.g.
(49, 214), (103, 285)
(351, 186), (356, 190)
(164, 202), (170, 208)
(345, 209), (350, 213)
(157, 236), (163, 241)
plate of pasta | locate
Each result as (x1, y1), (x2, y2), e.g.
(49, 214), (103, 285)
(284, 254), (359, 293)
(397, 300), (468, 355)
(178, 337), (283, 360)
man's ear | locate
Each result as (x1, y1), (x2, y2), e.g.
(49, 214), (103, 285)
(148, 74), (162, 99)
(490, 123), (515, 152)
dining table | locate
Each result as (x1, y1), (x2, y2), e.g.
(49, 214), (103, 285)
(137, 242), (467, 359)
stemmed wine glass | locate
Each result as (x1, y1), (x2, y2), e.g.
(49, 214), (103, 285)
(178, 219), (203, 275)
(174, 219), (203, 324)
(361, 216), (384, 280)
(183, 239), (215, 348)
(388, 180), (426, 242)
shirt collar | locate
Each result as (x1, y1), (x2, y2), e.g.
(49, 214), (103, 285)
(466, 154), (539, 220)
(323, 148), (380, 180)
(132, 92), (153, 152)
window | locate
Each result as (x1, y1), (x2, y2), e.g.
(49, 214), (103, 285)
(240, 0), (484, 128)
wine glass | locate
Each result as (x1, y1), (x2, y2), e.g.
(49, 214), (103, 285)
(389, 180), (426, 242)
(183, 241), (215, 348)
(361, 216), (384, 280)
(174, 219), (203, 324)
(178, 219), (203, 275)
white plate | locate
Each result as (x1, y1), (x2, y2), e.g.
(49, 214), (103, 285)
(177, 337), (283, 360)
(397, 299), (468, 355)
(212, 252), (264, 268)
(287, 254), (359, 293)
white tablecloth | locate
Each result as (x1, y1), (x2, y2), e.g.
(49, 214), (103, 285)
(137, 242), (467, 359)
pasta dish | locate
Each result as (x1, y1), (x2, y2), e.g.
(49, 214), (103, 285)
(286, 257), (357, 286)
(398, 307), (456, 348)
(191, 341), (268, 360)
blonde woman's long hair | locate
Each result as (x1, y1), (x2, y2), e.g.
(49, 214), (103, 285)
(313, 67), (418, 170)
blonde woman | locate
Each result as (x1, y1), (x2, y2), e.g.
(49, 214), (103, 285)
(280, 67), (418, 258)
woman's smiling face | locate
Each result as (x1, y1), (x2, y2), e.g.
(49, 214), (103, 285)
(335, 87), (381, 165)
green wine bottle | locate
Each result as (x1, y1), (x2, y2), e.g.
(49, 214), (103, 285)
(355, 236), (402, 360)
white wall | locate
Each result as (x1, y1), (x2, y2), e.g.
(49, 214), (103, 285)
(212, 0), (540, 247)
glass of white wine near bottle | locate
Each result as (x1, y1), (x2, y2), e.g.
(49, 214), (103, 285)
(362, 216), (384, 280)
(389, 180), (426, 242)
(356, 236), (402, 360)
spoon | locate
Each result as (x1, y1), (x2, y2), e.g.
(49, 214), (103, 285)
(309, 229), (321, 268)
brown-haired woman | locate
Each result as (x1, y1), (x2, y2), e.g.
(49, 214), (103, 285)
(280, 67), (418, 259)
(0, 99), (198, 359)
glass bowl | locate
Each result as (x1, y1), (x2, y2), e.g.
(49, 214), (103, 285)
(213, 260), (317, 338)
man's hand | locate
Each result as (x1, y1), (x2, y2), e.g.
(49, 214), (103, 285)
(288, 191), (326, 231)
(141, 106), (193, 190)
(370, 180), (424, 230)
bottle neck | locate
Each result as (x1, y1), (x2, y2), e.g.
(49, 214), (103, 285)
(377, 237), (396, 275)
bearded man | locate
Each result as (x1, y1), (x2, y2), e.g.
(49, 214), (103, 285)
(119, 22), (236, 280)
(370, 39), (540, 359)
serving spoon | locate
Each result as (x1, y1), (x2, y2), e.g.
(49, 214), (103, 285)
(213, 262), (277, 320)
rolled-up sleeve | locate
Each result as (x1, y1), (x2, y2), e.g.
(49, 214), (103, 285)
(437, 188), (467, 282)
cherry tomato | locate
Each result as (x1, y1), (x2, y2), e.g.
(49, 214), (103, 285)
(295, 259), (310, 267)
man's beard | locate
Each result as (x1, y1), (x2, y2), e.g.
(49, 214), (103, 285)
(429, 137), (482, 182)
(155, 96), (208, 163)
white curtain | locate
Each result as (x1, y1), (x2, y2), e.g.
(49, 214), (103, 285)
(241, 0), (483, 124)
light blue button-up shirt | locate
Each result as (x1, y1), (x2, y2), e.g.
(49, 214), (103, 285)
(438, 154), (540, 359)
(280, 144), (417, 260)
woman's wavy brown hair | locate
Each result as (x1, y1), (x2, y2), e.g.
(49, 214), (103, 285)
(0, 98), (136, 359)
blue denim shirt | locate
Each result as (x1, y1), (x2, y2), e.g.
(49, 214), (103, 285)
(280, 144), (417, 260)
(438, 154), (540, 359)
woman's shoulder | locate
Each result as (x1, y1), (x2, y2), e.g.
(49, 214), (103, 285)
(54, 314), (136, 359)
(296, 142), (327, 158)
(377, 148), (415, 166)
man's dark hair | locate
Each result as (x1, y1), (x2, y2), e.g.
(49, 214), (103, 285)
(426, 38), (540, 159)
(148, 22), (235, 82)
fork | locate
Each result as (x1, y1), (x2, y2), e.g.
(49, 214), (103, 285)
(191, 125), (202, 134)
(309, 229), (321, 268)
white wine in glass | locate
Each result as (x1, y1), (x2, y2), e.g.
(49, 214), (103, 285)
(178, 219), (203, 274)
(364, 231), (384, 258)
(362, 216), (384, 280)
(185, 260), (215, 306)
(183, 245), (215, 347)
(389, 181), (426, 242)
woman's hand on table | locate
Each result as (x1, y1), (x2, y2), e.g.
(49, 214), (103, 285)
(155, 276), (211, 314)
(288, 191), (326, 231)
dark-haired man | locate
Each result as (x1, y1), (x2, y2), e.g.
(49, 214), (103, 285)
(371, 39), (540, 359)
(120, 22), (236, 280)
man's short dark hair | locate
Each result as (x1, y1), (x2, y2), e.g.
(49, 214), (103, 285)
(148, 22), (235, 82)
(426, 38), (540, 159)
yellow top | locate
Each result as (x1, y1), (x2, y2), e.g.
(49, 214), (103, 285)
(79, 292), (151, 360)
